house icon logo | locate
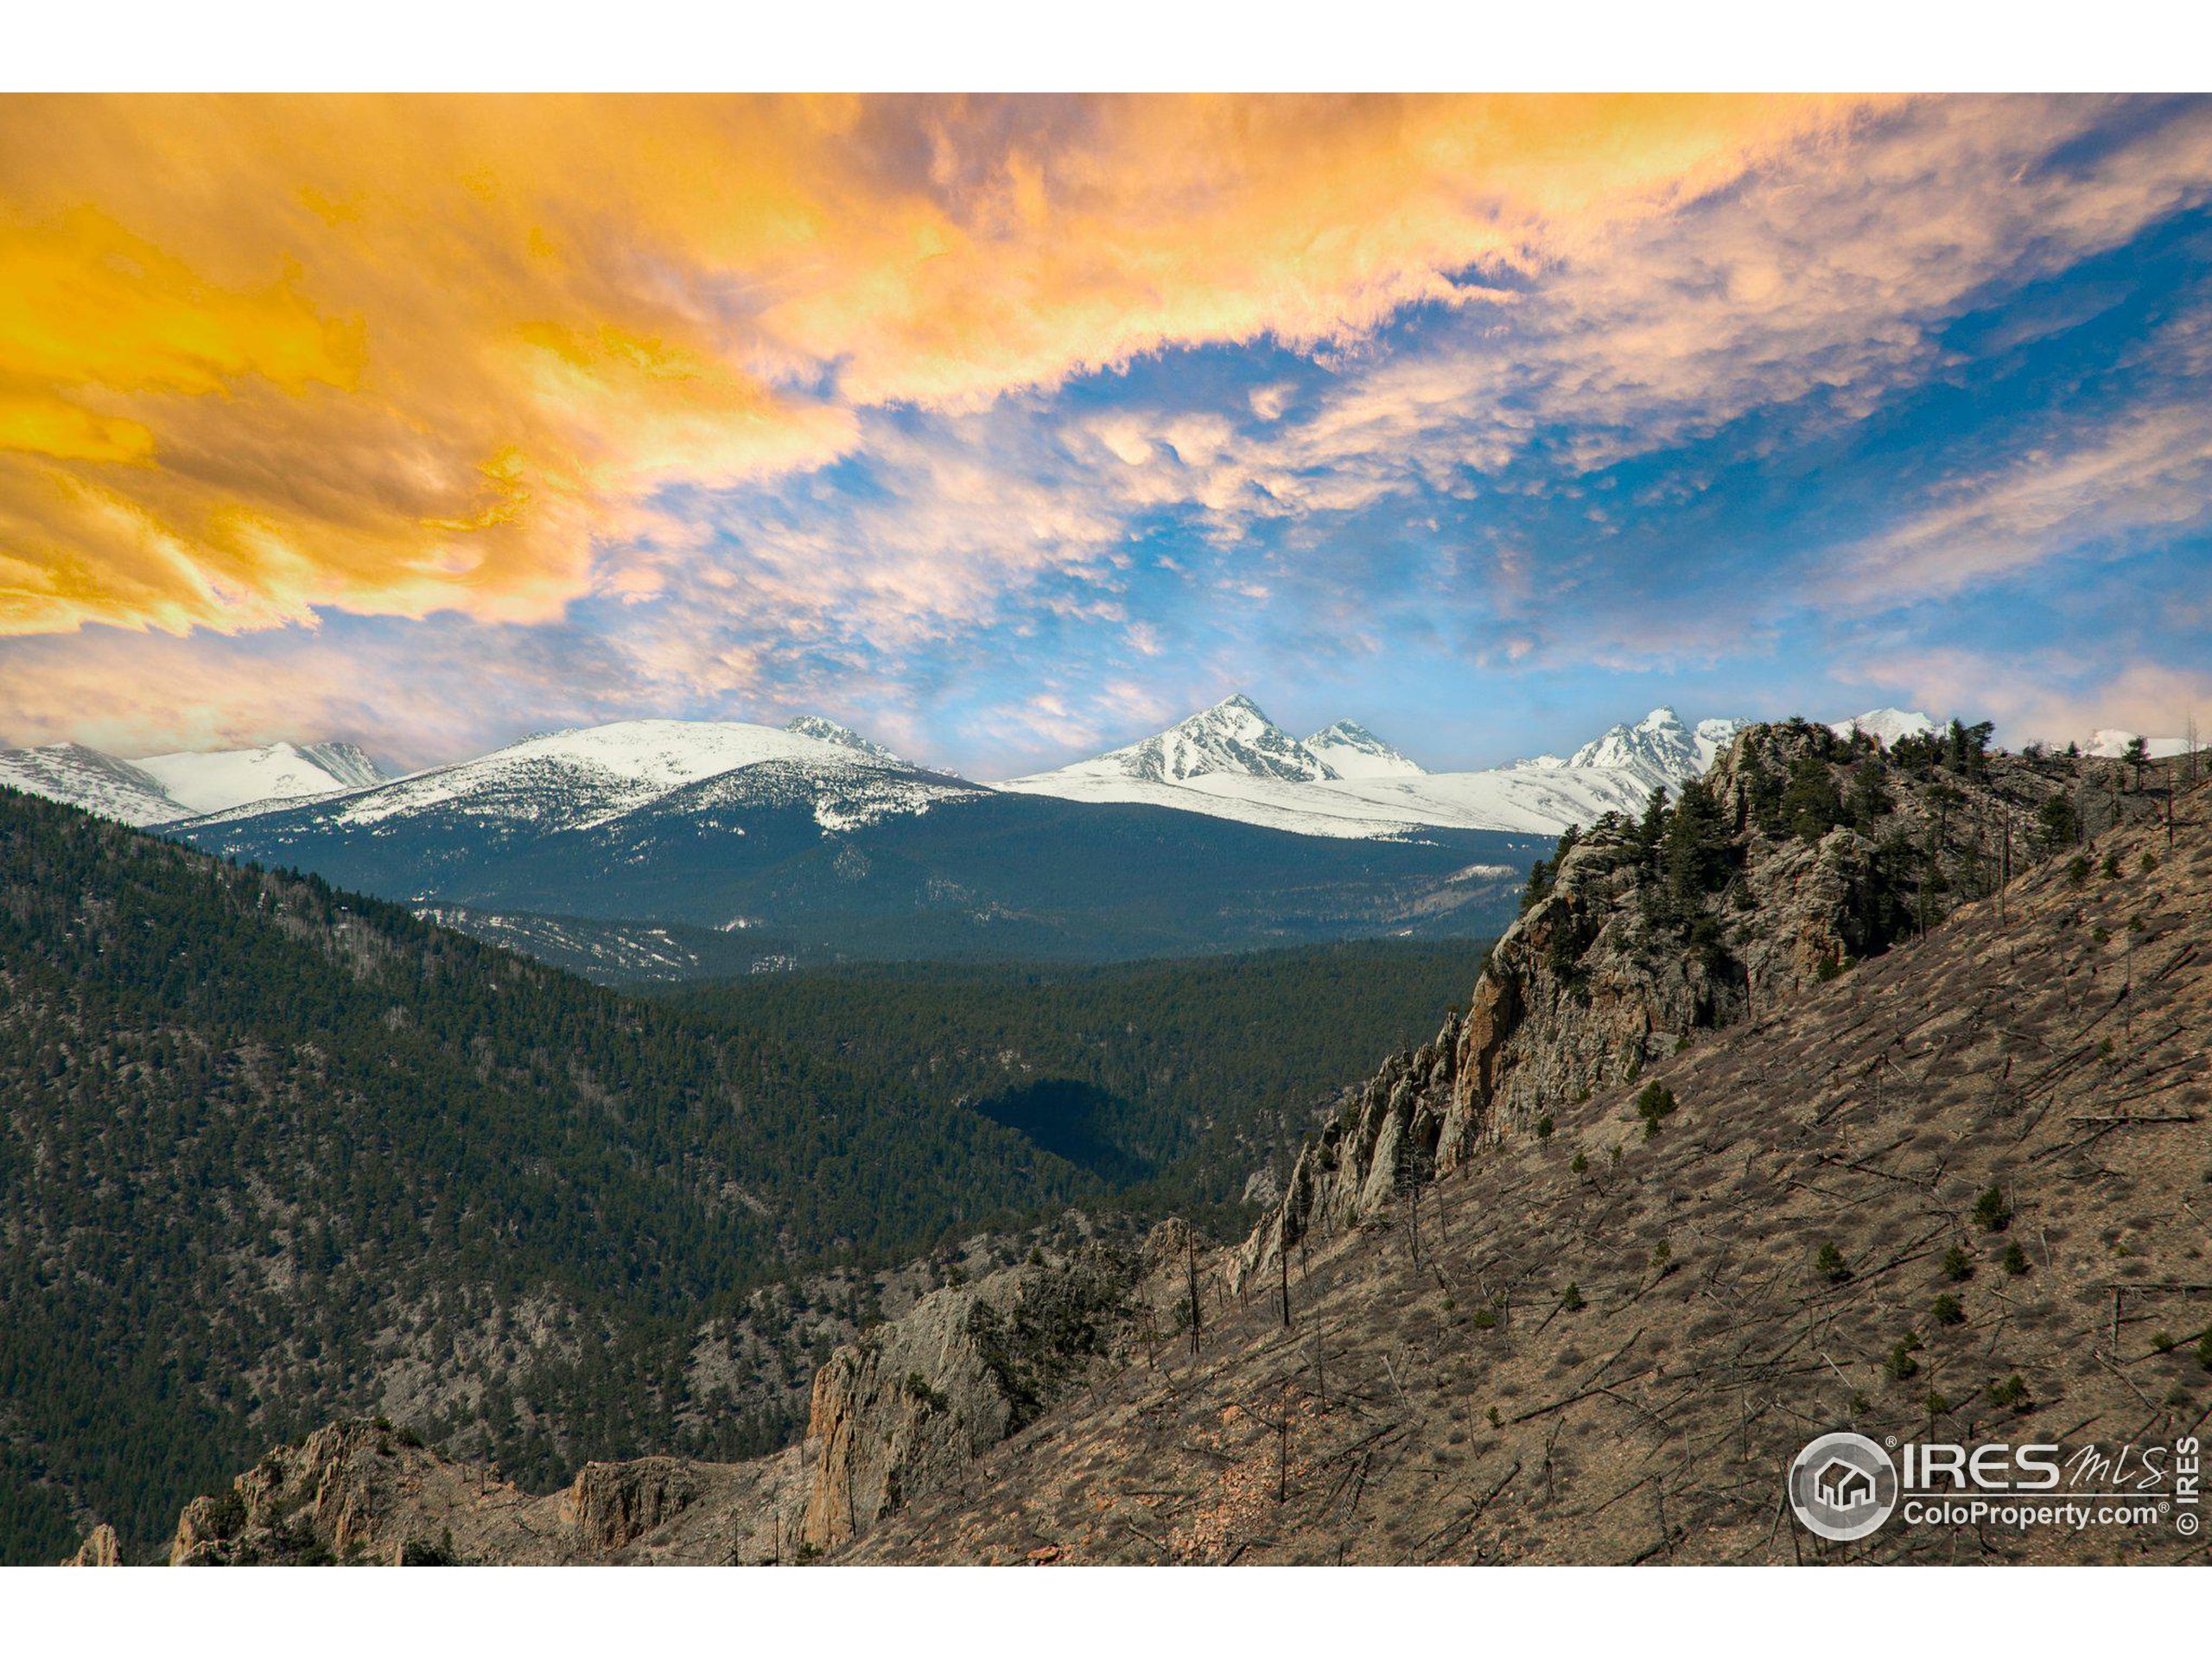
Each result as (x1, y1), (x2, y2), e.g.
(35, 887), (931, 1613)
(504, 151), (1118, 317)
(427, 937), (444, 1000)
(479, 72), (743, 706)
(1789, 1432), (1899, 1541)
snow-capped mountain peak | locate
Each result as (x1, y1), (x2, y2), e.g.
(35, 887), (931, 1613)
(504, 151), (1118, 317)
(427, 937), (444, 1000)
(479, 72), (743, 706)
(1304, 720), (1425, 779)
(1564, 707), (1746, 791)
(1033, 694), (1339, 787)
(1830, 708), (1939, 747)
(782, 715), (906, 766)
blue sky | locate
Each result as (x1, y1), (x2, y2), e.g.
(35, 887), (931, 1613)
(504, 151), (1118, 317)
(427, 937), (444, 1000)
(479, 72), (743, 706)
(3, 94), (2209, 775)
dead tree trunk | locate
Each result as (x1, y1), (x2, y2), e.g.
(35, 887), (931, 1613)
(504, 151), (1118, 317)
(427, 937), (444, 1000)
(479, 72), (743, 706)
(1185, 1236), (1203, 1360)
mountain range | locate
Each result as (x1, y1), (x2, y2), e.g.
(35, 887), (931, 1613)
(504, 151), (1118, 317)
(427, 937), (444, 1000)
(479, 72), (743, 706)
(0, 700), (1961, 976)
(151, 715), (1538, 968)
(998, 697), (1758, 837)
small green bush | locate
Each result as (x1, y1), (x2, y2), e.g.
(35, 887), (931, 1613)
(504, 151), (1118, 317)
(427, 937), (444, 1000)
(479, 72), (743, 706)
(1932, 1294), (1966, 1327)
(1559, 1282), (1586, 1313)
(1973, 1185), (2013, 1233)
(1942, 1244), (1974, 1282)
(1817, 1242), (1852, 1285)
(1885, 1334), (1923, 1382)
(1990, 1374), (2031, 1410)
(2002, 1243), (2031, 1276)
(1634, 1081), (1679, 1139)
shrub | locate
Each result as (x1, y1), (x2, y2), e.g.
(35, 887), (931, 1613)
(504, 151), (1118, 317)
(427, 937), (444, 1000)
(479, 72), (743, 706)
(1885, 1334), (1923, 1382)
(1535, 1115), (1554, 1141)
(1570, 1149), (1589, 1174)
(1559, 1282), (1586, 1313)
(1973, 1185), (2013, 1233)
(1932, 1294), (1966, 1327)
(2002, 1243), (2031, 1276)
(2196, 1330), (2212, 1372)
(1942, 1244), (1974, 1282)
(1635, 1081), (1679, 1139)
(2066, 854), (2092, 887)
(2102, 851), (2123, 880)
(1470, 1306), (1497, 1331)
(1817, 1242), (1852, 1285)
(2153, 1331), (2177, 1355)
(1989, 1374), (2031, 1410)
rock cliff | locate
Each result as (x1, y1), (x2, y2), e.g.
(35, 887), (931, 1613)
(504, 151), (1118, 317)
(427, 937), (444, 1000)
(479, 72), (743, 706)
(1234, 720), (2173, 1286)
(149, 1243), (1143, 1564)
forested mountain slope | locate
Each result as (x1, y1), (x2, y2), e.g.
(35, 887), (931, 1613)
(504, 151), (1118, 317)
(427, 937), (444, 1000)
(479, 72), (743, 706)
(0, 786), (1490, 1562)
(0, 788), (1084, 1560)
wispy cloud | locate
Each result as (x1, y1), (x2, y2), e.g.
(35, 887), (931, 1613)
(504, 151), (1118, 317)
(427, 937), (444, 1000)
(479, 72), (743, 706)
(3, 95), (2209, 770)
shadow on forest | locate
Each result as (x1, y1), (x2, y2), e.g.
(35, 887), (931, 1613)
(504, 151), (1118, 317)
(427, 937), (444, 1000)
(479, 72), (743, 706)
(973, 1078), (1154, 1185)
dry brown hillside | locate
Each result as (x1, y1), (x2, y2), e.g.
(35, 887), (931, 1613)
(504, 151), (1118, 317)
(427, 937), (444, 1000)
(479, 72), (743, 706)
(849, 772), (2212, 1564)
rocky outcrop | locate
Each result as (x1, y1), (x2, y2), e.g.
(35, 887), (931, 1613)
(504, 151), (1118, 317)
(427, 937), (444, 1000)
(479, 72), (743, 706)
(801, 1276), (1020, 1551)
(150, 1243), (1141, 1565)
(1235, 719), (2139, 1286)
(802, 1246), (1136, 1550)
(163, 1416), (811, 1566)
(560, 1458), (702, 1554)
(61, 1522), (120, 1566)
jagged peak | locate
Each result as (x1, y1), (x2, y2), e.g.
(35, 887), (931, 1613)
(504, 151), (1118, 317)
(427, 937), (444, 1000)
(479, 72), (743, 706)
(1304, 719), (1425, 779)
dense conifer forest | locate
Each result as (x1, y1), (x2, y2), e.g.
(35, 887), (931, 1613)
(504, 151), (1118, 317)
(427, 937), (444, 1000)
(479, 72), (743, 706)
(0, 785), (1485, 1561)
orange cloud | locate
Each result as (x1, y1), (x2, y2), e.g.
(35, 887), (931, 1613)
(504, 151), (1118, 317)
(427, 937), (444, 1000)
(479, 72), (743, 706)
(0, 93), (1865, 639)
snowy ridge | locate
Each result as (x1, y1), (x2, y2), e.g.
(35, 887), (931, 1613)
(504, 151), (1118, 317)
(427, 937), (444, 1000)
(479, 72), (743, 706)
(1829, 708), (1940, 747)
(1030, 694), (1339, 787)
(1566, 708), (1749, 791)
(1001, 699), (1750, 838)
(0, 738), (385, 825)
(0, 743), (182, 827)
(782, 715), (908, 766)
(137, 741), (385, 817)
(186, 717), (972, 849)
(1304, 720), (1425, 779)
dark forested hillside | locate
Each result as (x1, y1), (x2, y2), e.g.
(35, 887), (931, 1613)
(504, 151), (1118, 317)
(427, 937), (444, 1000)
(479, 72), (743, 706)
(0, 787), (1491, 1561)
(0, 788), (1074, 1560)
(180, 777), (1541, 966)
(664, 941), (1491, 1225)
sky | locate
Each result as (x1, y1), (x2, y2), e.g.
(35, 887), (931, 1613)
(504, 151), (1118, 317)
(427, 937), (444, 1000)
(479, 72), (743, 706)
(2, 92), (2209, 777)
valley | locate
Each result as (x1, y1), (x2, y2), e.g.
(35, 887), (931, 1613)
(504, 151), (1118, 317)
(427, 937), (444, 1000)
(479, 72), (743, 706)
(29, 718), (2209, 1566)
